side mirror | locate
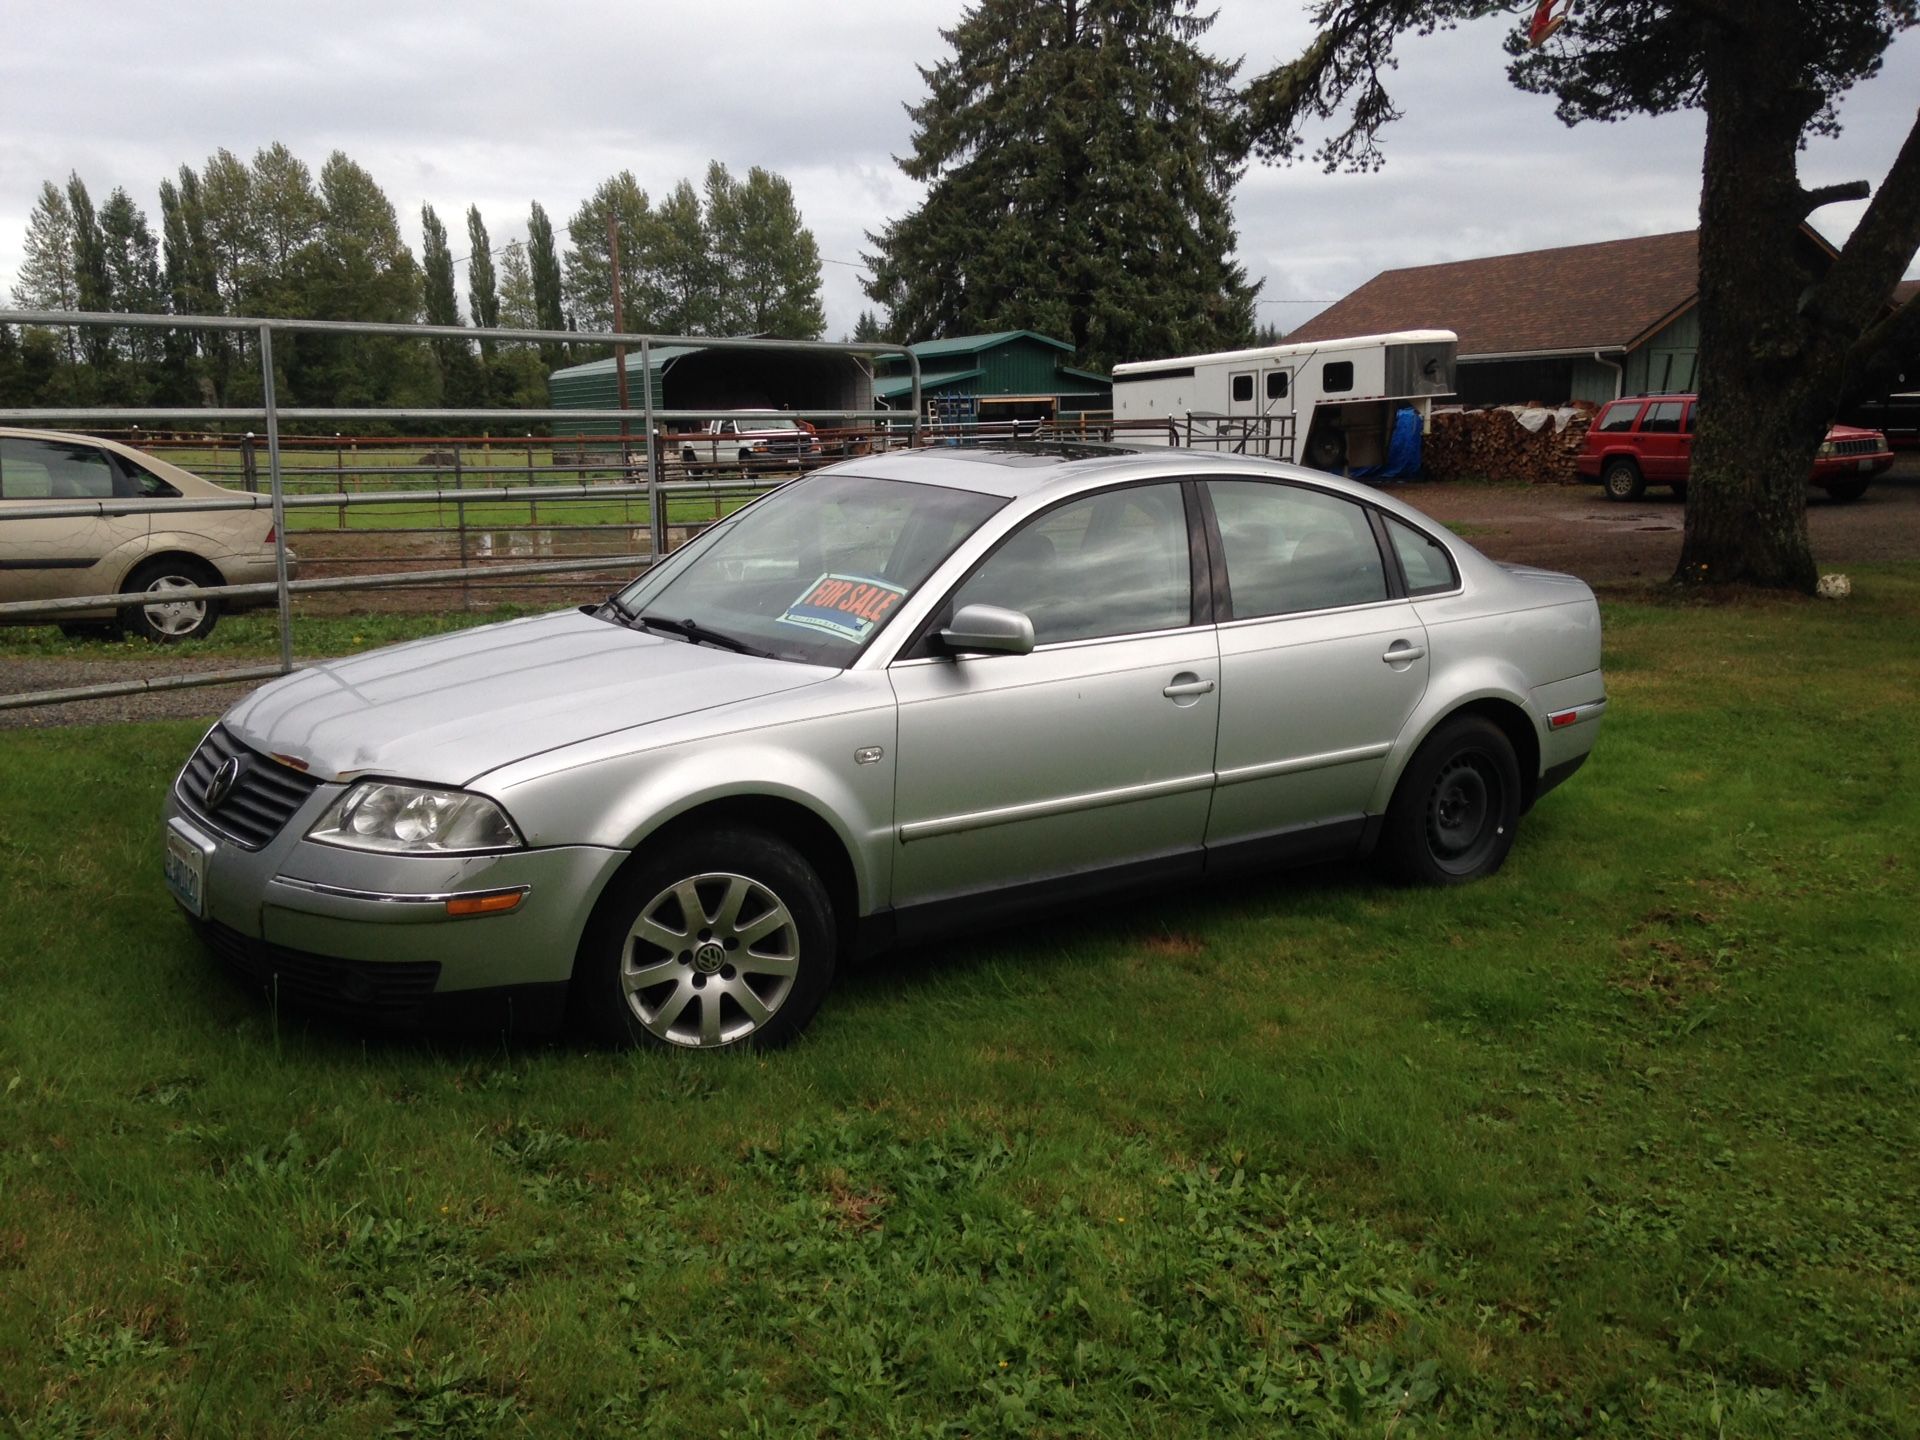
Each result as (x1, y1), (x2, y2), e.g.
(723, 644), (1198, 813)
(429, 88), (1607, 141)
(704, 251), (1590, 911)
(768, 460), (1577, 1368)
(939, 603), (1035, 657)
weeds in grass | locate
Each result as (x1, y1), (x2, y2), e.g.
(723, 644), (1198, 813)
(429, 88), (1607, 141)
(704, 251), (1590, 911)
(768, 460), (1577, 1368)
(1, 573), (1917, 1434)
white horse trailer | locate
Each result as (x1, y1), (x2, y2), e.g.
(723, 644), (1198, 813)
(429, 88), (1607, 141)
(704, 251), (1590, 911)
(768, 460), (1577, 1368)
(1110, 329), (1458, 472)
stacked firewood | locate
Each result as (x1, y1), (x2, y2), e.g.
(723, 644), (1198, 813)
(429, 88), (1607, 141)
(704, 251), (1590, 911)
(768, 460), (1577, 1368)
(1424, 405), (1595, 484)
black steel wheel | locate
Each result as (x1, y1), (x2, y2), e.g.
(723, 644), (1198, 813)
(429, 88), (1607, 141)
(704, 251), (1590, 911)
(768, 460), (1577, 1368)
(1381, 715), (1522, 885)
(577, 825), (837, 1051)
(1601, 459), (1645, 501)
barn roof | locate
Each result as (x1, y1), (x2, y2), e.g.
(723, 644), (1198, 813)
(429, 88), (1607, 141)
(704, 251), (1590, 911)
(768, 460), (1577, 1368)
(1285, 230), (1703, 360)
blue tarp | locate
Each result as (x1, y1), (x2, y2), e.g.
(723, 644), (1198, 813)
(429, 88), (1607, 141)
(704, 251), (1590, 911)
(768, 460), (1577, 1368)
(1354, 405), (1424, 480)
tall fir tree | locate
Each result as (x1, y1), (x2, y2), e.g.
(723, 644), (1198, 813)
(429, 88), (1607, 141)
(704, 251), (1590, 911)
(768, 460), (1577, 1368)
(526, 200), (568, 368)
(864, 0), (1257, 371)
(11, 181), (80, 368)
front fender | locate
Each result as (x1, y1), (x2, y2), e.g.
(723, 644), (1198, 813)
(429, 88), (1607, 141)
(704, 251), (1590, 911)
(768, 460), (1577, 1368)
(479, 678), (898, 914)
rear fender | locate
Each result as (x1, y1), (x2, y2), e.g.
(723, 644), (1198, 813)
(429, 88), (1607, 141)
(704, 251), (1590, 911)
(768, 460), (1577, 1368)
(1368, 656), (1541, 814)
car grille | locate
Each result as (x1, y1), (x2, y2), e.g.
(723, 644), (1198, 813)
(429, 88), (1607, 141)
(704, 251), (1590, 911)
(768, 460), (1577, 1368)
(176, 726), (322, 850)
(188, 916), (442, 1020)
(1831, 437), (1883, 457)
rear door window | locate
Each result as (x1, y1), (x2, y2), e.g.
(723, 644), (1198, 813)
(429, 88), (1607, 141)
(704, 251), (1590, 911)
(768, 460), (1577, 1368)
(1208, 480), (1389, 618)
(1642, 400), (1685, 433)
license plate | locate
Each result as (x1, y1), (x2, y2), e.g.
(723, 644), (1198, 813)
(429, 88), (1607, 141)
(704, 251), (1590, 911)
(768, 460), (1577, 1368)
(1858, 457), (1874, 472)
(164, 820), (213, 918)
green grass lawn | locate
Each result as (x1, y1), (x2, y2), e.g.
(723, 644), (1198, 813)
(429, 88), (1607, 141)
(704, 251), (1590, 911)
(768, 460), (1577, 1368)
(2, 576), (1917, 1436)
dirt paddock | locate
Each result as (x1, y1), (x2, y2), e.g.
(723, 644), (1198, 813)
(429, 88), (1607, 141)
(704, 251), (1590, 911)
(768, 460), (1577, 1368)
(4, 456), (1914, 729)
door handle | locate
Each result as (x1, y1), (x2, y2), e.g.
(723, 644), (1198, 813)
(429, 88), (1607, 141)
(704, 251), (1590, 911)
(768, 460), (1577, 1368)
(1163, 677), (1216, 698)
(1381, 641), (1426, 665)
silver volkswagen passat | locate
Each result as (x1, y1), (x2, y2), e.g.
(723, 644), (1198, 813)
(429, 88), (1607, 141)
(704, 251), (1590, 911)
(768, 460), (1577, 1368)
(164, 444), (1605, 1048)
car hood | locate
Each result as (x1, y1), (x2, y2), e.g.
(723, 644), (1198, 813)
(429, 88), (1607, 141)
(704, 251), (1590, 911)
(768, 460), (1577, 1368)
(223, 609), (836, 785)
(1825, 423), (1888, 444)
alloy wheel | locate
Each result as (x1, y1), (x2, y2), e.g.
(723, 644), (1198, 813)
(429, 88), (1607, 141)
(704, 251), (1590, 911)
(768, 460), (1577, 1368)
(620, 871), (800, 1048)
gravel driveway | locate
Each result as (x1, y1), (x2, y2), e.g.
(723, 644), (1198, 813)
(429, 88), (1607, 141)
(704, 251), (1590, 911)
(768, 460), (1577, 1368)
(6, 457), (1914, 730)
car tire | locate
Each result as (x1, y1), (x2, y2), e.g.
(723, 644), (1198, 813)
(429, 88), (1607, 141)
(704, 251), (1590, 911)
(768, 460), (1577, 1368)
(1601, 460), (1645, 501)
(120, 557), (221, 643)
(1380, 715), (1522, 886)
(577, 825), (837, 1051)
(1824, 479), (1868, 502)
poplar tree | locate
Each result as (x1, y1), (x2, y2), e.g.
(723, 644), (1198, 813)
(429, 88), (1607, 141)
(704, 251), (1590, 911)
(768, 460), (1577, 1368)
(708, 165), (825, 339)
(466, 205), (501, 353)
(526, 201), (568, 368)
(563, 172), (665, 334)
(65, 175), (116, 367)
(497, 240), (537, 329)
(864, 0), (1258, 371)
(420, 202), (478, 402)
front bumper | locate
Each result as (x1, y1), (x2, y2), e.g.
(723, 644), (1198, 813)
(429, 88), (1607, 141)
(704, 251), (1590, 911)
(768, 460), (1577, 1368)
(165, 773), (627, 1018)
(1811, 451), (1894, 482)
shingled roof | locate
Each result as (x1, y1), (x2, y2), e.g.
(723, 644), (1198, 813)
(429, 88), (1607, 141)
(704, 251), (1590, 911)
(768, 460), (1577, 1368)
(1896, 278), (1920, 307)
(1287, 231), (1703, 359)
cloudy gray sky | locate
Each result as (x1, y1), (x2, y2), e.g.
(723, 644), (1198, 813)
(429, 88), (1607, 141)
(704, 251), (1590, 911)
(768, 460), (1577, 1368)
(3, 1), (1915, 345)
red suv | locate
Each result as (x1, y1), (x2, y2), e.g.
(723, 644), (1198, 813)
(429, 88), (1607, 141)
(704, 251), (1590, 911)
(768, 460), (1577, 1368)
(1576, 393), (1894, 502)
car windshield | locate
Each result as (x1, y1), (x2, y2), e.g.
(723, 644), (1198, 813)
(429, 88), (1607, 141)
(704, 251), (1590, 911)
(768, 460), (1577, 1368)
(744, 417), (802, 431)
(610, 472), (1005, 666)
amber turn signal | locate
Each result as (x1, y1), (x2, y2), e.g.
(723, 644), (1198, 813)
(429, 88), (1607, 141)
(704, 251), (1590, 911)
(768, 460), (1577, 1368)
(445, 889), (526, 918)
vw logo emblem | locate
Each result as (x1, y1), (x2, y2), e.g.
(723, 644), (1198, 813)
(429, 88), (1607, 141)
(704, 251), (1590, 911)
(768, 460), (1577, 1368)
(204, 756), (242, 810)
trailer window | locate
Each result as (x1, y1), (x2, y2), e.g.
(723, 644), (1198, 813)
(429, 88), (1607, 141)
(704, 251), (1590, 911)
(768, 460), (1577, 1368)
(1265, 371), (1289, 400)
(1231, 374), (1254, 403)
(1322, 361), (1353, 393)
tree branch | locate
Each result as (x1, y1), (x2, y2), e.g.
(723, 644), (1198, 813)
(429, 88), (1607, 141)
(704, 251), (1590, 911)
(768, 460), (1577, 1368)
(1799, 179), (1872, 215)
(1821, 104), (1920, 341)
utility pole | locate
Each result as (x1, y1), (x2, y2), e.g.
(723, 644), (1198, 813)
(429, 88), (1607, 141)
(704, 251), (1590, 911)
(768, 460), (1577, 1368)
(608, 215), (633, 470)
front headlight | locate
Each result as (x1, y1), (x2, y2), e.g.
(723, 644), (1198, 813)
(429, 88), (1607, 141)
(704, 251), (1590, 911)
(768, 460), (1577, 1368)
(1817, 440), (1837, 456)
(307, 782), (522, 854)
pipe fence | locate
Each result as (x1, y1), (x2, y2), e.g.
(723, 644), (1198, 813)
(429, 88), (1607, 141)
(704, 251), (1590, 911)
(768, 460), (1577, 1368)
(0, 309), (921, 712)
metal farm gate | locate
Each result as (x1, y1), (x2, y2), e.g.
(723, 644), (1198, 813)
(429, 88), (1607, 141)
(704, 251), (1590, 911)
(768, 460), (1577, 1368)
(0, 310), (920, 713)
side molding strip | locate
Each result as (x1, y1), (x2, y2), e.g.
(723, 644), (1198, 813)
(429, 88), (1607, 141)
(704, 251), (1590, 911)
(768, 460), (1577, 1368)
(898, 771), (1216, 844)
(898, 742), (1392, 843)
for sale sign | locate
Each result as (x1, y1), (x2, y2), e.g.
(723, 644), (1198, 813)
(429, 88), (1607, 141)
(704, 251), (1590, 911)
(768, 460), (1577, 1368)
(778, 573), (909, 643)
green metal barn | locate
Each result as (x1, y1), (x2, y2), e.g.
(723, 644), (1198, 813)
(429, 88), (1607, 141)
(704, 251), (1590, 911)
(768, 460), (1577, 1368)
(872, 331), (1111, 421)
(548, 343), (876, 444)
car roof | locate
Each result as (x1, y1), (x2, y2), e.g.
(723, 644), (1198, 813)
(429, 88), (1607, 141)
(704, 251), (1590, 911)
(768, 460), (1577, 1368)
(827, 440), (1426, 512)
(833, 442), (1191, 497)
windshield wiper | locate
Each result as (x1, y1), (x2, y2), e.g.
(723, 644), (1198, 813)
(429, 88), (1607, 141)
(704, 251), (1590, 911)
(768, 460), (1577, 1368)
(637, 613), (771, 658)
(600, 592), (639, 625)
